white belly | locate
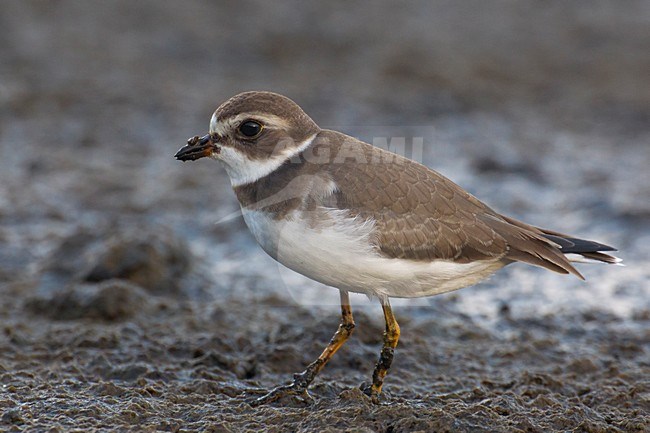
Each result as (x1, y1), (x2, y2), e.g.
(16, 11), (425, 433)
(241, 208), (504, 299)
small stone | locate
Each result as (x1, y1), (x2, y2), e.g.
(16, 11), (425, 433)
(1, 408), (23, 424)
(25, 279), (148, 321)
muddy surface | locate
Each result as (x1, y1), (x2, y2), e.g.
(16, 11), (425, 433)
(1, 1), (649, 432)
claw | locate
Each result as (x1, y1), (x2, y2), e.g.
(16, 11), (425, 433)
(248, 381), (313, 407)
(360, 383), (381, 404)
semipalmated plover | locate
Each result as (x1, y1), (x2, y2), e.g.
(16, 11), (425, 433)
(175, 91), (620, 404)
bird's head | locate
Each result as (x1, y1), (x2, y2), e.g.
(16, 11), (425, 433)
(175, 91), (320, 186)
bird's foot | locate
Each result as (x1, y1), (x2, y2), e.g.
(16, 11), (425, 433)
(360, 382), (382, 404)
(247, 372), (315, 407)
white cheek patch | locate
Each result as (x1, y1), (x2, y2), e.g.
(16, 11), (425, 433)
(217, 132), (317, 187)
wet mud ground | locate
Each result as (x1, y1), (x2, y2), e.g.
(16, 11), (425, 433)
(1, 1), (649, 432)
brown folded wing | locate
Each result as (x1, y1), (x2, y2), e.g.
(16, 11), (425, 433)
(320, 132), (582, 277)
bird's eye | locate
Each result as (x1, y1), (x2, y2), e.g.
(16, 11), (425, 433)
(239, 120), (263, 138)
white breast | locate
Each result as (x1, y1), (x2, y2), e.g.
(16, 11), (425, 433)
(241, 207), (504, 299)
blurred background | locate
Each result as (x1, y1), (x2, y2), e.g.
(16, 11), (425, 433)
(0, 1), (648, 430)
(1, 0), (647, 314)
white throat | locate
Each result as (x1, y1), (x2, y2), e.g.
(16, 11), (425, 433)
(216, 133), (317, 187)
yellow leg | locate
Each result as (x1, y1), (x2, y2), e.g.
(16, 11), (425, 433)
(252, 291), (355, 405)
(301, 291), (355, 380)
(365, 298), (400, 402)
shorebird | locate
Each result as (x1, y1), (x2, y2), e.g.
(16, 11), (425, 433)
(175, 91), (620, 404)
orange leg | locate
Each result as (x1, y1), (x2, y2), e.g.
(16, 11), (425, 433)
(251, 291), (355, 405)
(364, 297), (400, 402)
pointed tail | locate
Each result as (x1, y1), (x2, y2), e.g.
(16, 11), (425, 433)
(493, 214), (622, 279)
(540, 233), (622, 265)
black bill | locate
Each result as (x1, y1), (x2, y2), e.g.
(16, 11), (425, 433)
(174, 134), (218, 161)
